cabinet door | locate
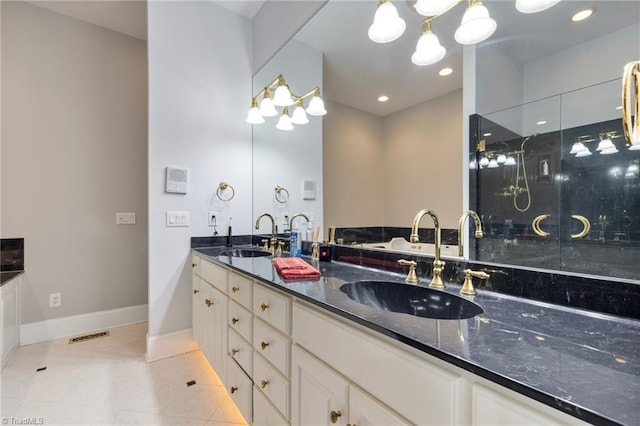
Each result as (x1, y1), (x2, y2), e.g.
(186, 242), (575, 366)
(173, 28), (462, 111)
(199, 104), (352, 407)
(254, 385), (290, 426)
(201, 283), (228, 381)
(192, 275), (202, 347)
(349, 386), (409, 426)
(291, 346), (348, 426)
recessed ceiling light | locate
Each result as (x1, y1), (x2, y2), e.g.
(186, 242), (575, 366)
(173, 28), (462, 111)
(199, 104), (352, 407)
(537, 120), (547, 125)
(439, 67), (453, 76)
(378, 95), (389, 102)
(483, 132), (492, 137)
(616, 105), (623, 110)
(572, 7), (595, 22)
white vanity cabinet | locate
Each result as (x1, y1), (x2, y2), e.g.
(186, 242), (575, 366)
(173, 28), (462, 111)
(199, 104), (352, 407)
(1, 274), (22, 370)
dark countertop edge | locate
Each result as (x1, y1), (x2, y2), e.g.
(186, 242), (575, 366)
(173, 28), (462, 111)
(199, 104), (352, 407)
(192, 250), (619, 426)
(0, 270), (24, 287)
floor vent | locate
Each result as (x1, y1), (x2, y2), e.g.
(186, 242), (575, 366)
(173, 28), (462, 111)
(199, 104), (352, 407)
(69, 330), (110, 344)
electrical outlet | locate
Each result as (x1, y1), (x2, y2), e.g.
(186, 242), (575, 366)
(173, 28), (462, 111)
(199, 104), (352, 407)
(49, 293), (62, 308)
(208, 211), (218, 227)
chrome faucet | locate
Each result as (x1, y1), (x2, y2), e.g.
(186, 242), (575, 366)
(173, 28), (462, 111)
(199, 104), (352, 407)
(288, 213), (310, 231)
(458, 210), (484, 258)
(255, 213), (277, 254)
(409, 209), (445, 289)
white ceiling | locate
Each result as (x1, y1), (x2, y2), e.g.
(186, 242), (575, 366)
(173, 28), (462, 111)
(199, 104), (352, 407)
(294, 0), (640, 116)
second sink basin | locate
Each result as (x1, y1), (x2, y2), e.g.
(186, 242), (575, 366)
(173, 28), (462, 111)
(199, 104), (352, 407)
(340, 281), (484, 320)
(220, 248), (272, 258)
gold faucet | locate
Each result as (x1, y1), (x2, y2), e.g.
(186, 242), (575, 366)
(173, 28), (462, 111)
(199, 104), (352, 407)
(458, 210), (484, 258)
(288, 213), (310, 231)
(409, 209), (445, 289)
(255, 213), (277, 254)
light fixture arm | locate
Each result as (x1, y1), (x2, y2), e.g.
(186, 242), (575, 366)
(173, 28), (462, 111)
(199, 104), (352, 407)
(291, 87), (322, 103)
(252, 74), (286, 101)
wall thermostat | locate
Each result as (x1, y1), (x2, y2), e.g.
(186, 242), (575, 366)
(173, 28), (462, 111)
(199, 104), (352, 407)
(302, 179), (317, 200)
(166, 167), (188, 194)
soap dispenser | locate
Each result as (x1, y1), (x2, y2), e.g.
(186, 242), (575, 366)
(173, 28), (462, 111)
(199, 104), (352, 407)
(290, 223), (302, 257)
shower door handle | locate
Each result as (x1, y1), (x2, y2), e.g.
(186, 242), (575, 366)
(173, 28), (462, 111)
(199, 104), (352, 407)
(570, 215), (591, 239)
(532, 214), (550, 237)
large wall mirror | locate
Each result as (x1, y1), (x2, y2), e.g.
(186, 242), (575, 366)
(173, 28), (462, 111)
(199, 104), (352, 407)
(252, 0), (640, 280)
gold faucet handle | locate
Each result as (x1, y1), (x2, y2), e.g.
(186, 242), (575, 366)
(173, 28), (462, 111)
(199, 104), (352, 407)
(461, 269), (490, 296)
(276, 241), (284, 257)
(310, 242), (319, 260)
(261, 239), (269, 251)
(398, 259), (418, 284)
(429, 259), (446, 289)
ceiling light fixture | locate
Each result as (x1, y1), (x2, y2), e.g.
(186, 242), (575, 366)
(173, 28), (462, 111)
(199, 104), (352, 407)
(247, 74), (327, 130)
(378, 95), (389, 102)
(571, 7), (595, 22)
(439, 67), (453, 76)
(537, 120), (547, 125)
(370, 0), (560, 67)
(368, 0), (406, 43)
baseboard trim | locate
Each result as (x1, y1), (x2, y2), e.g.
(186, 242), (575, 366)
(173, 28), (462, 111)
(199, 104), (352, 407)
(20, 304), (148, 346)
(145, 328), (198, 363)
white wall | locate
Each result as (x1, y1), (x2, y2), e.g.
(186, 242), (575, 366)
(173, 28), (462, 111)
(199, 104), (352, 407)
(252, 38), (323, 236)
(1, 1), (148, 325)
(147, 1), (252, 349)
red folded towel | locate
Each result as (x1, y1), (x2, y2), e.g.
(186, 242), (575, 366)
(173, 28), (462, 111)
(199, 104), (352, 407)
(272, 257), (321, 280)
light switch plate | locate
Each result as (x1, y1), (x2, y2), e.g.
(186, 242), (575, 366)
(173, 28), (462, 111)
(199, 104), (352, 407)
(116, 212), (136, 225)
(166, 211), (190, 227)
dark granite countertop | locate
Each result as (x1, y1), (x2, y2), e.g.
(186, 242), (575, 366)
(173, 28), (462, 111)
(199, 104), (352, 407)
(0, 271), (23, 287)
(193, 246), (640, 426)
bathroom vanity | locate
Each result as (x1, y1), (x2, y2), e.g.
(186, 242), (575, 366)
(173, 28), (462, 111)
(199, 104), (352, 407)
(191, 245), (639, 426)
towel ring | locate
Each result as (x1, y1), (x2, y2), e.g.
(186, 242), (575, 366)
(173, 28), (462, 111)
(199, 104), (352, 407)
(532, 214), (550, 237)
(216, 182), (235, 202)
(274, 185), (290, 203)
(570, 215), (591, 239)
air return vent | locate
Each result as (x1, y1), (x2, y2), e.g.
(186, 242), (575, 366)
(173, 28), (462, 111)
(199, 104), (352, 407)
(68, 330), (110, 344)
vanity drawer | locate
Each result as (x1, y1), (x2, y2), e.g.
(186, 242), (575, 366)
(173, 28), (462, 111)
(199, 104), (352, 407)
(253, 284), (291, 334)
(200, 260), (228, 294)
(191, 254), (201, 276)
(228, 328), (253, 377)
(254, 351), (290, 420)
(229, 299), (252, 343)
(229, 271), (253, 309)
(226, 356), (252, 424)
(253, 318), (290, 376)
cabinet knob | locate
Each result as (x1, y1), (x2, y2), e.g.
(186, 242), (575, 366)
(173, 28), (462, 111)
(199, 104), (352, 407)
(230, 348), (239, 356)
(205, 298), (213, 307)
(260, 380), (269, 389)
(192, 263), (197, 268)
(230, 386), (238, 394)
(260, 303), (269, 311)
(261, 341), (269, 350)
(232, 317), (239, 325)
(232, 286), (239, 293)
(330, 410), (342, 424)
(193, 289), (199, 294)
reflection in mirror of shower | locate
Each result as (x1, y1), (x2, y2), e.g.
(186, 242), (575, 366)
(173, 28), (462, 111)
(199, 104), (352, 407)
(512, 132), (539, 212)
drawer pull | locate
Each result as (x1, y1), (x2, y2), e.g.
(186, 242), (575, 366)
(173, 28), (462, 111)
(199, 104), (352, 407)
(192, 263), (197, 268)
(205, 298), (213, 307)
(260, 303), (269, 311)
(193, 289), (199, 294)
(232, 286), (240, 293)
(260, 380), (269, 389)
(230, 386), (238, 394)
(330, 410), (342, 424)
(261, 341), (270, 350)
(232, 317), (239, 325)
(230, 348), (239, 356)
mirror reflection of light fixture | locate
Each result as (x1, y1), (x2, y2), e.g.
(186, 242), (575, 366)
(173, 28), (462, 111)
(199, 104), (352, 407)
(368, 0), (406, 43)
(496, 154), (507, 164)
(596, 133), (615, 152)
(276, 108), (294, 131)
(487, 158), (499, 168)
(469, 159), (477, 169)
(504, 156), (517, 166)
(575, 148), (592, 157)
(247, 74), (326, 128)
(412, 20), (446, 66)
(454, 0), (497, 45)
(569, 141), (587, 154)
(515, 0), (561, 14)
(479, 156), (490, 167)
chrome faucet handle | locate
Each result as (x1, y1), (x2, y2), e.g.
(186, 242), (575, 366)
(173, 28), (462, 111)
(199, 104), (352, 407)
(276, 241), (284, 257)
(261, 239), (269, 251)
(429, 259), (446, 289)
(398, 259), (418, 284)
(461, 269), (490, 296)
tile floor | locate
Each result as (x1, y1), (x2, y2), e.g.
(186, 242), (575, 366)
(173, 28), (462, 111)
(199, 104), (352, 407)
(1, 322), (248, 425)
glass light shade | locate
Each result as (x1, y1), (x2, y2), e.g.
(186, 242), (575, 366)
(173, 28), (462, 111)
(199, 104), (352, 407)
(569, 142), (587, 154)
(411, 31), (446, 66)
(273, 85), (295, 107)
(575, 148), (592, 157)
(415, 0), (459, 17)
(479, 156), (490, 167)
(629, 143), (640, 151)
(487, 158), (499, 168)
(368, 1), (406, 43)
(496, 154), (507, 164)
(504, 156), (517, 166)
(625, 170), (636, 179)
(306, 96), (327, 116)
(245, 106), (265, 124)
(600, 146), (619, 155)
(259, 97), (278, 117)
(454, 2), (497, 45)
(291, 105), (309, 125)
(596, 138), (615, 152)
(276, 112), (294, 131)
(515, 0), (561, 14)
(469, 159), (477, 169)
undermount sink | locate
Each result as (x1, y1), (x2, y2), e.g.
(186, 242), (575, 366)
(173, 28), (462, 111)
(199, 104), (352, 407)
(219, 248), (272, 258)
(340, 281), (484, 320)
